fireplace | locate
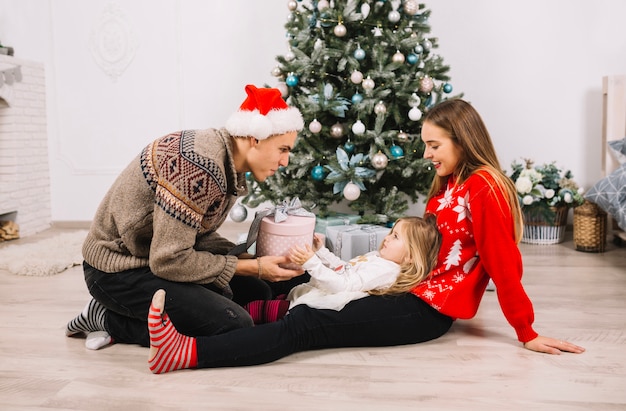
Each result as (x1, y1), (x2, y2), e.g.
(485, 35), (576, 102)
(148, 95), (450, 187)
(0, 55), (51, 237)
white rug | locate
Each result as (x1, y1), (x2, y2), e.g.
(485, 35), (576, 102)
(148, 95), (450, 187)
(0, 230), (88, 276)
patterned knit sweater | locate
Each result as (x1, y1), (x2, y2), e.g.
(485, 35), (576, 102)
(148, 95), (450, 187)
(82, 128), (247, 288)
(412, 171), (539, 343)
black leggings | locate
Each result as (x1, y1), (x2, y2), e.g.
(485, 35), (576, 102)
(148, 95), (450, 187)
(195, 293), (453, 368)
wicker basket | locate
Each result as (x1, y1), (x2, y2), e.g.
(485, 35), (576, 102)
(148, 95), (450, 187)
(573, 201), (607, 252)
(522, 206), (569, 245)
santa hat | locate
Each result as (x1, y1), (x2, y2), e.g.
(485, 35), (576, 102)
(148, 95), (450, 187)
(225, 84), (304, 140)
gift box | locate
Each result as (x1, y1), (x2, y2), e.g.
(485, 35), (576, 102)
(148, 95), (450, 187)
(325, 224), (390, 261)
(314, 213), (361, 234)
(256, 215), (316, 270)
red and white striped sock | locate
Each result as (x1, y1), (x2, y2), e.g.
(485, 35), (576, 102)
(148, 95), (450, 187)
(148, 289), (197, 374)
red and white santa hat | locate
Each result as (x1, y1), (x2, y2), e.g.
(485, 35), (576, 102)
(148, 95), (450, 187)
(225, 84), (304, 140)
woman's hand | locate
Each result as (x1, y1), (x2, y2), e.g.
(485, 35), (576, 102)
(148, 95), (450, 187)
(289, 244), (314, 266)
(523, 335), (585, 355)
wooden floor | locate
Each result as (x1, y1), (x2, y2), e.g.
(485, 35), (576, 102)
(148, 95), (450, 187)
(1, 222), (625, 411)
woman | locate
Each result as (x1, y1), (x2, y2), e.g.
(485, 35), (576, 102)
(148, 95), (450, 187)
(145, 99), (585, 374)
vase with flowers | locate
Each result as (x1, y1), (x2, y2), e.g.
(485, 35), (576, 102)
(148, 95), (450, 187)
(509, 159), (584, 244)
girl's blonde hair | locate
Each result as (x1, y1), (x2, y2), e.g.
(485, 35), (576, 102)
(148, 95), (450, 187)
(369, 215), (441, 296)
(423, 99), (523, 243)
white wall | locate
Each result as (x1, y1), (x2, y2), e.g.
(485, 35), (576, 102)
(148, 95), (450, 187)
(0, 0), (625, 223)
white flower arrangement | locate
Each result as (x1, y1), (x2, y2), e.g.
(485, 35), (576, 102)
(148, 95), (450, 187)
(509, 159), (584, 218)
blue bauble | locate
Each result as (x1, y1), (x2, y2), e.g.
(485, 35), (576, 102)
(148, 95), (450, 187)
(351, 93), (363, 104)
(245, 171), (253, 180)
(407, 53), (419, 65)
(344, 140), (355, 154)
(390, 145), (404, 158)
(286, 74), (299, 87)
(443, 83), (453, 93)
(311, 165), (325, 181)
(354, 48), (366, 60)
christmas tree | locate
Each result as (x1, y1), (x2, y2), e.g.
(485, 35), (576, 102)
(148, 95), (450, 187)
(243, 0), (458, 224)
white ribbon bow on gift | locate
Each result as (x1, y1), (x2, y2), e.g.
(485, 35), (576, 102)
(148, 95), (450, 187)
(229, 197), (315, 255)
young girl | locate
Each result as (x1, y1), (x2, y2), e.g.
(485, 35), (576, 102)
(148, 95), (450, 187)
(244, 216), (441, 324)
(146, 99), (585, 374)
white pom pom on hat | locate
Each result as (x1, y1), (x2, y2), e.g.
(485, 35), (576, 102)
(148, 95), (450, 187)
(225, 84), (304, 140)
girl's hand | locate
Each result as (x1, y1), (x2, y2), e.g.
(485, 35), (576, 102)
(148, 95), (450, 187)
(523, 335), (585, 355)
(289, 244), (314, 266)
(312, 234), (324, 251)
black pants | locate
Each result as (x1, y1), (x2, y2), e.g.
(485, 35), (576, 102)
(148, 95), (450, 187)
(195, 293), (453, 368)
(83, 262), (270, 347)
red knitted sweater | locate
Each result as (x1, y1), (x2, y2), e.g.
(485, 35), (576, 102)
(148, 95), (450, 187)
(412, 171), (539, 343)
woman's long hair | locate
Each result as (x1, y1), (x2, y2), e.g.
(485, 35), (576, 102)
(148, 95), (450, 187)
(369, 215), (441, 296)
(423, 99), (523, 243)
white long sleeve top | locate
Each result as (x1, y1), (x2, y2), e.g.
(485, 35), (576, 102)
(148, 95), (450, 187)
(287, 247), (400, 311)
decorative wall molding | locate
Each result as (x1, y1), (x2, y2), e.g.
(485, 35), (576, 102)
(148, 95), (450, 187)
(89, 2), (138, 81)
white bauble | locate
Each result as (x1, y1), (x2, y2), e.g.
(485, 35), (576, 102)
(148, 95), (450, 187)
(276, 82), (289, 97)
(374, 101), (387, 114)
(309, 119), (322, 134)
(287, 0), (298, 11)
(343, 182), (361, 201)
(362, 77), (375, 90)
(334, 24), (347, 37)
(408, 107), (423, 121)
(392, 51), (405, 64)
(351, 120), (366, 135)
(350, 70), (364, 84)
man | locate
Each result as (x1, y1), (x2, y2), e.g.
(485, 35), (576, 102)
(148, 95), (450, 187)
(66, 85), (304, 350)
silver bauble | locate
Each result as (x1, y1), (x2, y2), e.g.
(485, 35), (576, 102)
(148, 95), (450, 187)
(392, 51), (405, 64)
(371, 151), (389, 170)
(287, 0), (298, 11)
(229, 204), (248, 222)
(419, 76), (434, 93)
(374, 101), (387, 114)
(403, 0), (420, 15)
(397, 131), (409, 142)
(330, 123), (344, 138)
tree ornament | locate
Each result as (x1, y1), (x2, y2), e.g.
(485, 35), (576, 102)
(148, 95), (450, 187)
(371, 151), (389, 170)
(374, 101), (387, 114)
(422, 38), (432, 52)
(285, 50), (296, 61)
(287, 0), (298, 11)
(343, 182), (361, 201)
(276, 82), (289, 97)
(311, 165), (325, 181)
(229, 203), (248, 223)
(354, 47), (366, 60)
(317, 0), (330, 11)
(408, 92), (421, 107)
(350, 70), (363, 84)
(391, 145), (404, 158)
(397, 131), (409, 142)
(419, 76), (434, 93)
(372, 26), (383, 37)
(414, 44), (423, 54)
(271, 66), (282, 77)
(334, 23), (347, 37)
(408, 106), (422, 121)
(351, 92), (363, 104)
(344, 140), (355, 154)
(330, 122), (344, 138)
(392, 50), (405, 64)
(361, 76), (375, 91)
(407, 53), (419, 65)
(286, 73), (299, 87)
(309, 118), (322, 134)
(403, 0), (420, 15)
(388, 10), (401, 23)
(351, 120), (366, 135)
(443, 83), (453, 93)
